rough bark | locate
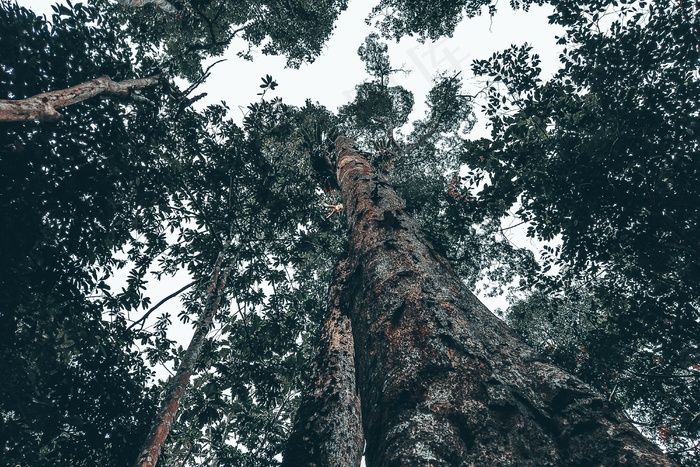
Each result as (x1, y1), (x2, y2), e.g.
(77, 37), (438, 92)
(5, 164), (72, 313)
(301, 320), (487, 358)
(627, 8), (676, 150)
(282, 259), (364, 467)
(333, 136), (673, 466)
(133, 243), (233, 467)
(0, 75), (161, 122)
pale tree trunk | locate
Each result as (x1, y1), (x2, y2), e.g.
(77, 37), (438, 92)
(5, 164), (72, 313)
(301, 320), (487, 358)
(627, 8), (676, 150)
(0, 75), (161, 122)
(133, 242), (233, 467)
(115, 0), (180, 14)
(332, 136), (672, 466)
(282, 259), (364, 466)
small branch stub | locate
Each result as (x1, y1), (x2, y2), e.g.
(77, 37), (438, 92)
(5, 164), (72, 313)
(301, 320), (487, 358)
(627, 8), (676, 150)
(322, 202), (343, 218)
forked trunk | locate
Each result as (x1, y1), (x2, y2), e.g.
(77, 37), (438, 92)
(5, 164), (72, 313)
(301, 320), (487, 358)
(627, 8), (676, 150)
(282, 259), (364, 466)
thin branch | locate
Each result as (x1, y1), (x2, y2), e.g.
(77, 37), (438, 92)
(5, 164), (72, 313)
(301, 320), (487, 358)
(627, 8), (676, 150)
(127, 279), (199, 332)
(500, 219), (529, 232)
(181, 59), (226, 97)
(628, 371), (699, 379)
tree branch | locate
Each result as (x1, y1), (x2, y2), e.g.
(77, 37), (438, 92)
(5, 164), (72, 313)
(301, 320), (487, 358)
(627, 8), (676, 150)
(0, 75), (162, 122)
(127, 279), (199, 332)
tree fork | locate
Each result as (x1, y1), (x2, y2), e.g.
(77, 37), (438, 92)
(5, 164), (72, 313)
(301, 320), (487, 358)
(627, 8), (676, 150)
(0, 75), (162, 122)
(282, 258), (364, 466)
(133, 241), (233, 467)
(333, 136), (672, 466)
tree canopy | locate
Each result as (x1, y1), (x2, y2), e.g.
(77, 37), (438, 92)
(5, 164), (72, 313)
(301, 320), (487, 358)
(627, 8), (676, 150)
(1, 0), (698, 464)
(465, 0), (699, 459)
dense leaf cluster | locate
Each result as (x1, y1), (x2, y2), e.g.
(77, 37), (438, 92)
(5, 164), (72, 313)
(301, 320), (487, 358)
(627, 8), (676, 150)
(466, 0), (700, 462)
(105, 0), (349, 80)
(0, 2), (169, 464)
(369, 0), (544, 40)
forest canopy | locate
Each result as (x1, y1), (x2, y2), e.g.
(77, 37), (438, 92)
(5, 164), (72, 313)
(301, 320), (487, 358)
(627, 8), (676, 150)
(1, 0), (698, 465)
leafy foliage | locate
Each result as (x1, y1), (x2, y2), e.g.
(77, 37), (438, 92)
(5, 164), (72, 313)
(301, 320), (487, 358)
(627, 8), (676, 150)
(337, 34), (537, 293)
(466, 0), (700, 462)
(0, 2), (172, 464)
(5, 0), (695, 464)
(142, 101), (344, 465)
(369, 0), (544, 40)
(103, 0), (349, 79)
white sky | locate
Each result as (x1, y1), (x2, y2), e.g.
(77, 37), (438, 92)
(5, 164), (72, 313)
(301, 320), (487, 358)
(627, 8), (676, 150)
(17, 0), (562, 367)
(200, 0), (564, 139)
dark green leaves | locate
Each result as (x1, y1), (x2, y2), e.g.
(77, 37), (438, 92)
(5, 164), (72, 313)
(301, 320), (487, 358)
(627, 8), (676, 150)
(106, 0), (349, 80)
(468, 0), (700, 462)
(259, 74), (278, 92)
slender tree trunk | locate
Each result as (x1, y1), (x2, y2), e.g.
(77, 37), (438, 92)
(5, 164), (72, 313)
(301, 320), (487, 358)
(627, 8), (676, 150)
(133, 242), (233, 467)
(0, 75), (161, 122)
(333, 136), (672, 466)
(282, 258), (364, 467)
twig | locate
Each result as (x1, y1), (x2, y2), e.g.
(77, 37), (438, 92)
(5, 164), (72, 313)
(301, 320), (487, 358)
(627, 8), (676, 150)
(127, 279), (199, 332)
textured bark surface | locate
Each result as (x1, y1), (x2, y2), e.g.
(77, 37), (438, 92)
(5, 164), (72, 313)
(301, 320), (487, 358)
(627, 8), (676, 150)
(282, 259), (364, 467)
(334, 136), (673, 466)
(0, 75), (161, 122)
(133, 244), (232, 467)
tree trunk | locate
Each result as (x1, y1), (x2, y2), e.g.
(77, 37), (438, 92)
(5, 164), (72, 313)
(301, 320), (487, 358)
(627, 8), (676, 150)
(282, 258), (364, 467)
(133, 243), (232, 467)
(333, 136), (672, 466)
(0, 75), (161, 122)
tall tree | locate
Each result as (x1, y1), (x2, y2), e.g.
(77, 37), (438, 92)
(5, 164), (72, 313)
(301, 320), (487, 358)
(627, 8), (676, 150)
(139, 33), (534, 465)
(287, 135), (671, 465)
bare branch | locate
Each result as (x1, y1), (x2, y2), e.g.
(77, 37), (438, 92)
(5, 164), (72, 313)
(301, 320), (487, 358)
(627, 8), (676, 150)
(0, 75), (162, 122)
